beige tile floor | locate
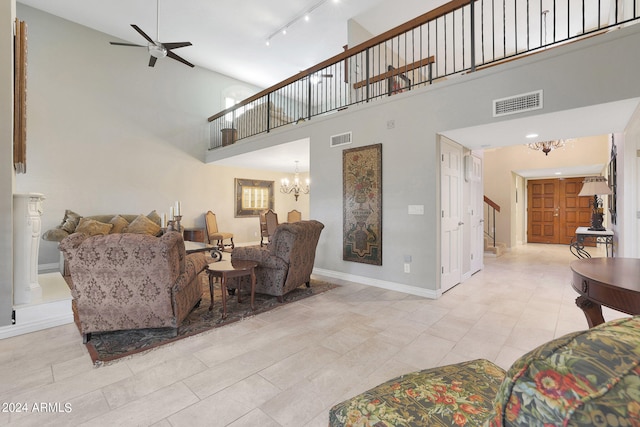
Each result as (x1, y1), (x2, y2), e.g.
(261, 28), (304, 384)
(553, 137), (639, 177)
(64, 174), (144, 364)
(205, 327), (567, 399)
(0, 243), (626, 426)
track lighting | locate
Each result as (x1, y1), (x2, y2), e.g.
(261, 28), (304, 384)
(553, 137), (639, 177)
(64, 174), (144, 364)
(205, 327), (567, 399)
(265, 0), (334, 46)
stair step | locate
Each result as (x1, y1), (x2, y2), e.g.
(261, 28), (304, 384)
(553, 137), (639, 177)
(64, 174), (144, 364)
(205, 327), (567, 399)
(484, 241), (506, 257)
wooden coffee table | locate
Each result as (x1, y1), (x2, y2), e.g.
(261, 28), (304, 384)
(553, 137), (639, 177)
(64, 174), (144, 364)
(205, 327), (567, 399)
(571, 258), (640, 328)
(205, 259), (258, 319)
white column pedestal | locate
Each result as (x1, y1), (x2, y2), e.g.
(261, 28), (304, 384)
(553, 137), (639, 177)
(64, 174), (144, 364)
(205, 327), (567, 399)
(13, 193), (45, 305)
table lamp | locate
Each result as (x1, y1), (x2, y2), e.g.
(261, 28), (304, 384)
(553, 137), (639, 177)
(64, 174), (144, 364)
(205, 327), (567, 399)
(578, 176), (612, 231)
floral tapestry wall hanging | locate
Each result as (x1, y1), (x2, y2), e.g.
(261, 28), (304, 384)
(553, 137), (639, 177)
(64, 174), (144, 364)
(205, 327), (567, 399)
(343, 143), (382, 265)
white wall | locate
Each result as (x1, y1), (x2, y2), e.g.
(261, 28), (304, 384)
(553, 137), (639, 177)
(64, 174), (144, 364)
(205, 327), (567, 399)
(1, 1), (16, 326)
(620, 110), (640, 256)
(209, 23), (640, 295)
(7, 5), (640, 303)
(12, 5), (311, 267)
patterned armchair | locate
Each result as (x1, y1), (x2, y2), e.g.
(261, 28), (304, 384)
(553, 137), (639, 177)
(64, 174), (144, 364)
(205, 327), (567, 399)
(59, 231), (207, 343)
(231, 220), (324, 301)
(329, 316), (640, 426)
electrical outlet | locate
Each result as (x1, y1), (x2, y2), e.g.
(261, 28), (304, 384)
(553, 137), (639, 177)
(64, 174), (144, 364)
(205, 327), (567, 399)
(387, 119), (395, 129)
(254, 231), (258, 237)
(404, 263), (410, 273)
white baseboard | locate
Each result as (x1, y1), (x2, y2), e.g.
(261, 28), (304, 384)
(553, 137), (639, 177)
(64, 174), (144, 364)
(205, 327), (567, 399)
(0, 272), (74, 340)
(39, 263), (60, 273)
(312, 268), (440, 299)
(0, 299), (73, 340)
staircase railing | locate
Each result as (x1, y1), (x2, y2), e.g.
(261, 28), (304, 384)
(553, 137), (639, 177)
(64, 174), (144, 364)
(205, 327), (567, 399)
(484, 195), (501, 248)
(207, 0), (640, 148)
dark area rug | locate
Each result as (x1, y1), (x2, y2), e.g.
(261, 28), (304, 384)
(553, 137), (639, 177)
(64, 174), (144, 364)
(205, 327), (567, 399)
(76, 276), (338, 366)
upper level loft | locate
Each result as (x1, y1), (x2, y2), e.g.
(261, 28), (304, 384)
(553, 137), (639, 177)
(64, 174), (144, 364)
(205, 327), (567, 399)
(207, 0), (640, 149)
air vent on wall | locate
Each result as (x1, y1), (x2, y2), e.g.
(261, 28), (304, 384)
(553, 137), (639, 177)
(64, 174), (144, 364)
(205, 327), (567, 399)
(330, 131), (352, 147)
(493, 90), (543, 117)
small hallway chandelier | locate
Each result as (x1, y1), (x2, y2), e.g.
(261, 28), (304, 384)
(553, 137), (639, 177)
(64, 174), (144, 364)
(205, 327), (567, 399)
(527, 139), (565, 156)
(280, 161), (310, 201)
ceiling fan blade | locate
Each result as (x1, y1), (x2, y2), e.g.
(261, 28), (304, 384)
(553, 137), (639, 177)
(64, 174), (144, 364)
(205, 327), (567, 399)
(149, 56), (158, 67)
(163, 42), (192, 50)
(131, 24), (155, 44)
(110, 42), (144, 47)
(167, 51), (194, 68)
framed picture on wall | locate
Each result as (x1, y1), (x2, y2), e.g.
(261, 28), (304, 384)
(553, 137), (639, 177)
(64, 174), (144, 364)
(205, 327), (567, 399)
(235, 178), (274, 217)
(343, 143), (383, 265)
(13, 18), (27, 174)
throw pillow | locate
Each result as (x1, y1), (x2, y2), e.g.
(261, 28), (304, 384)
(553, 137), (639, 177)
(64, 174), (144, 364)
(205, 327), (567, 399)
(42, 228), (70, 242)
(61, 209), (82, 233)
(146, 210), (162, 226)
(75, 218), (113, 236)
(125, 214), (161, 235)
(109, 215), (129, 234)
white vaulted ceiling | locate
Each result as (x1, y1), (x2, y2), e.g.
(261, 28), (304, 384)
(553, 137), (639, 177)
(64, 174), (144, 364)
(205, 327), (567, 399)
(16, 0), (640, 177)
(17, 0), (447, 89)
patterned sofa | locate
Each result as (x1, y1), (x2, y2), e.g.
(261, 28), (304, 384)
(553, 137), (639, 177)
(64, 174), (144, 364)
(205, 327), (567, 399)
(43, 209), (163, 243)
(230, 220), (324, 301)
(329, 316), (640, 426)
(59, 231), (207, 343)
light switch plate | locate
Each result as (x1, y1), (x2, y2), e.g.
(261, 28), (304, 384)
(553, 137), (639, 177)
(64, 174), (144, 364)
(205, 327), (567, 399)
(408, 205), (424, 215)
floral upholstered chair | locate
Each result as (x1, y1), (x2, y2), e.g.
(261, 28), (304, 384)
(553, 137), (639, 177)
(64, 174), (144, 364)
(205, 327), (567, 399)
(59, 231), (207, 343)
(231, 220), (324, 302)
(329, 316), (640, 426)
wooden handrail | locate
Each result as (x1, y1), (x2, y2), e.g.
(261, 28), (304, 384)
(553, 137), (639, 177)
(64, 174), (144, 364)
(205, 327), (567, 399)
(208, 0), (474, 122)
(484, 196), (501, 213)
(352, 57), (435, 90)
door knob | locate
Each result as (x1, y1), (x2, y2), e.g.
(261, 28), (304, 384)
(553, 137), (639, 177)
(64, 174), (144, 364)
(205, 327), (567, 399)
(458, 221), (464, 226)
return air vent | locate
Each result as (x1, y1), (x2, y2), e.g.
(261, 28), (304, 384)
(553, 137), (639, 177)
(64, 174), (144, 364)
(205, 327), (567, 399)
(493, 90), (543, 117)
(330, 131), (352, 147)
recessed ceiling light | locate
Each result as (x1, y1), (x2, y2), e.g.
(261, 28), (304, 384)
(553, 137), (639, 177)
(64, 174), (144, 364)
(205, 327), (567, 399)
(526, 133), (539, 139)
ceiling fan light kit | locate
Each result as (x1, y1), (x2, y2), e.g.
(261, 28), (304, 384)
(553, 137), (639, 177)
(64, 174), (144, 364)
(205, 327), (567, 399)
(148, 44), (167, 59)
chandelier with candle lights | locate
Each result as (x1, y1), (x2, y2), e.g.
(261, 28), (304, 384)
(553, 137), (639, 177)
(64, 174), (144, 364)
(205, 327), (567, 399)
(280, 161), (310, 201)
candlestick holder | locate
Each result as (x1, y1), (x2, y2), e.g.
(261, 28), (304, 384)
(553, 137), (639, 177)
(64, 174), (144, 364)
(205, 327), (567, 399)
(173, 215), (182, 233)
(166, 215), (183, 233)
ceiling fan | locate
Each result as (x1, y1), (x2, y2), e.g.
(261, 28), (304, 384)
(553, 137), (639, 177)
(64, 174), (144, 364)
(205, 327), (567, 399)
(109, 0), (193, 68)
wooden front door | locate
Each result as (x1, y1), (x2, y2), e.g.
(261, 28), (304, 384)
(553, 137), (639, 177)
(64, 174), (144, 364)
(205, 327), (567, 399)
(527, 177), (592, 244)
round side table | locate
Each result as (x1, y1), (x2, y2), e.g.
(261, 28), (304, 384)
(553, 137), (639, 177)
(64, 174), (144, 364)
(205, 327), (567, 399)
(205, 259), (258, 319)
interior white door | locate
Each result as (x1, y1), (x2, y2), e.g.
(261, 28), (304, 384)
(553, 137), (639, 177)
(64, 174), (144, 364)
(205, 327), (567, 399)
(441, 140), (463, 293)
(469, 155), (484, 274)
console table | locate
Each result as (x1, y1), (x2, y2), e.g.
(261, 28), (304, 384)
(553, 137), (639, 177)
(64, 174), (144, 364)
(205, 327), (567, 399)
(183, 227), (205, 243)
(569, 227), (614, 259)
(571, 258), (640, 328)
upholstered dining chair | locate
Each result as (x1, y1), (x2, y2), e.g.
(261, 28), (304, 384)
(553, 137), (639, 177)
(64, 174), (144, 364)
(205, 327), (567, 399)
(287, 209), (301, 223)
(260, 209), (278, 246)
(205, 211), (234, 251)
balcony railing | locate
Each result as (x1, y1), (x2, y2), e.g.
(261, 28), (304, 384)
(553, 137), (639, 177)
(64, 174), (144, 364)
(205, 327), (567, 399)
(208, 0), (639, 149)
